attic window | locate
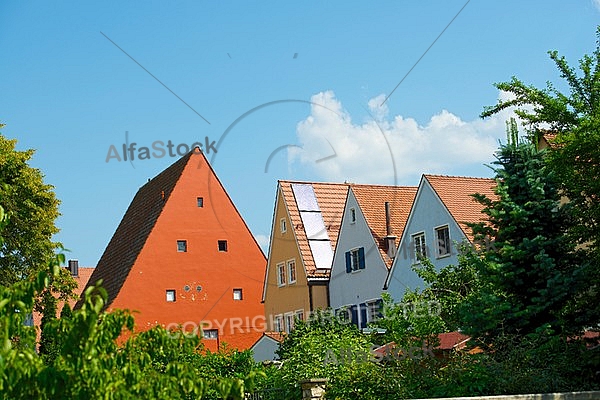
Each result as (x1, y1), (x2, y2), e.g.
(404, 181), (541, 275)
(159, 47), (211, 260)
(166, 290), (176, 302)
(435, 225), (451, 258)
(350, 208), (356, 223)
(280, 218), (287, 233)
(177, 240), (187, 252)
(197, 197), (204, 207)
(218, 240), (228, 252)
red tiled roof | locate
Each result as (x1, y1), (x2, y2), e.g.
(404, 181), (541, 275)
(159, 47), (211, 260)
(424, 175), (496, 242)
(437, 331), (470, 350)
(352, 185), (417, 268)
(75, 152), (193, 309)
(279, 181), (350, 279)
(264, 331), (286, 343)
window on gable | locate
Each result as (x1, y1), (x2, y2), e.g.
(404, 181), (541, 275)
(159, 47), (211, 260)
(345, 247), (365, 273)
(412, 232), (427, 262)
(435, 225), (451, 258)
(277, 263), (286, 286)
(197, 197), (204, 207)
(233, 288), (243, 300)
(350, 208), (356, 223)
(280, 218), (287, 233)
(218, 240), (228, 252)
(287, 260), (296, 284)
(203, 329), (218, 339)
(166, 290), (176, 302)
(177, 240), (187, 253)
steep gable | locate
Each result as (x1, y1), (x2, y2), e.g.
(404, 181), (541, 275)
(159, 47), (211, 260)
(79, 152), (191, 308)
(76, 149), (267, 350)
(351, 185), (417, 268)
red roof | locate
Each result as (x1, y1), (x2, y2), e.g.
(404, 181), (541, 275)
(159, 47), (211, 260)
(424, 175), (496, 242)
(351, 185), (417, 268)
(279, 181), (350, 279)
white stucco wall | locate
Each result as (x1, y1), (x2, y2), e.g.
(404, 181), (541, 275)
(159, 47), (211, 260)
(329, 190), (389, 315)
(387, 179), (468, 302)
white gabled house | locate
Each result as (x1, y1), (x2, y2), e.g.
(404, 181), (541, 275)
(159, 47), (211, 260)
(385, 175), (496, 302)
(329, 184), (417, 329)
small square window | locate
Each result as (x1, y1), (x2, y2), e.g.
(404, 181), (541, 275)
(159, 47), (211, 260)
(203, 329), (218, 339)
(177, 240), (187, 252)
(233, 288), (243, 300)
(197, 197), (204, 207)
(218, 240), (228, 252)
(280, 218), (287, 233)
(350, 208), (356, 223)
(166, 290), (176, 302)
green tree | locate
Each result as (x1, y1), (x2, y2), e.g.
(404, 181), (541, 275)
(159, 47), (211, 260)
(481, 27), (600, 329)
(0, 124), (61, 286)
(462, 131), (579, 339)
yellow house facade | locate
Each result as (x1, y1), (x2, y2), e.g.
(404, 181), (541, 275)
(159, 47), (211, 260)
(262, 180), (349, 333)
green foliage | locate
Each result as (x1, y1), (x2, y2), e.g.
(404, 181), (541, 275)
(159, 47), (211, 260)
(0, 256), (263, 399)
(481, 26), (600, 331)
(463, 137), (579, 339)
(0, 126), (61, 286)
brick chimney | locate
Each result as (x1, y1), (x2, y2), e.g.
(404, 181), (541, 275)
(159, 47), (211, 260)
(384, 202), (397, 259)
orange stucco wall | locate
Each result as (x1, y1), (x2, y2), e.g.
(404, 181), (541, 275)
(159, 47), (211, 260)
(110, 152), (266, 350)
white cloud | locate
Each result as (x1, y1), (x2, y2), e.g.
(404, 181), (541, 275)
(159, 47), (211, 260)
(593, 0), (600, 11)
(289, 90), (521, 184)
(254, 234), (270, 253)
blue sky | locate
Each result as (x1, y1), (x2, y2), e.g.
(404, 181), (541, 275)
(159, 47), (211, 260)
(1, 1), (598, 266)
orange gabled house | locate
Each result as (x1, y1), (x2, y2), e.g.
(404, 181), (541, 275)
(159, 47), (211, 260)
(77, 148), (266, 350)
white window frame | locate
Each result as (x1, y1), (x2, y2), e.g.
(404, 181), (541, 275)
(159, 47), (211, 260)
(284, 312), (295, 333)
(274, 314), (284, 332)
(295, 309), (304, 322)
(412, 231), (427, 263)
(350, 248), (361, 272)
(277, 262), (286, 287)
(365, 299), (381, 323)
(434, 224), (451, 258)
(280, 218), (287, 233)
(287, 259), (296, 284)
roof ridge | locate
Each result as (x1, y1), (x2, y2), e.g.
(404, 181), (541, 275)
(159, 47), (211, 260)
(278, 179), (351, 186)
(424, 174), (495, 181)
